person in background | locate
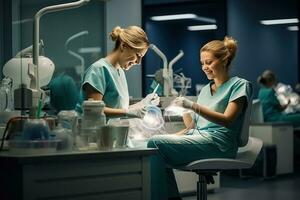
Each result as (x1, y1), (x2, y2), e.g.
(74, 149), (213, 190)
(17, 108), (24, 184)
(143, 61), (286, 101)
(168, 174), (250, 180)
(48, 68), (80, 113)
(81, 25), (158, 118)
(257, 70), (300, 126)
(147, 36), (253, 200)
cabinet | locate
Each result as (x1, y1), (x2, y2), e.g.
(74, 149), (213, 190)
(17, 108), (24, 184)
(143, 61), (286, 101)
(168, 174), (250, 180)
(250, 123), (294, 174)
(0, 148), (155, 200)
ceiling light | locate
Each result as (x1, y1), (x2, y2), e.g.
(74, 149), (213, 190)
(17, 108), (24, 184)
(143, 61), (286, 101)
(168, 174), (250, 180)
(287, 26), (298, 31)
(151, 14), (197, 21)
(195, 16), (216, 23)
(260, 18), (299, 25)
(187, 24), (217, 31)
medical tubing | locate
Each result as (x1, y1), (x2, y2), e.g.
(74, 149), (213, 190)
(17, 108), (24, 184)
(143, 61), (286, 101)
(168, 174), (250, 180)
(33, 0), (90, 89)
(190, 102), (200, 135)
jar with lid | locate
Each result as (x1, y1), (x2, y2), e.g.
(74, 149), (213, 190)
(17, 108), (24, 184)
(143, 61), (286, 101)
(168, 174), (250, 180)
(79, 99), (106, 150)
(82, 99), (106, 129)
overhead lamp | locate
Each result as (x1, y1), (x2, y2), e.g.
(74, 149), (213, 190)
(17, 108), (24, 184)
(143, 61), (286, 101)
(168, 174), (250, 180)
(260, 18), (299, 25)
(150, 13), (216, 23)
(287, 26), (299, 31)
(187, 24), (217, 31)
(151, 13), (197, 21)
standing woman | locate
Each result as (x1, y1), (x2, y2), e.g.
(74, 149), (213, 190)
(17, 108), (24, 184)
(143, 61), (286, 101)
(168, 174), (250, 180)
(147, 36), (253, 200)
(81, 25), (156, 117)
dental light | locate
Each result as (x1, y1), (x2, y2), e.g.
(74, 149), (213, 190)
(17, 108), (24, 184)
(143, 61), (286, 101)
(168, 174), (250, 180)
(3, 0), (89, 117)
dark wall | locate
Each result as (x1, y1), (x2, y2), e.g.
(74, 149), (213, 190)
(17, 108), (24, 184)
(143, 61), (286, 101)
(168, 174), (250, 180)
(14, 0), (105, 83)
(143, 0), (226, 95)
(227, 0), (298, 97)
(0, 1), (3, 75)
(0, 0), (12, 78)
(20, 0), (104, 66)
(143, 0), (298, 98)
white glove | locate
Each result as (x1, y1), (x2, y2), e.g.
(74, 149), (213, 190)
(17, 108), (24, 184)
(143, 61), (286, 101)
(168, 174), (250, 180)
(126, 105), (146, 118)
(142, 93), (160, 106)
(173, 97), (194, 109)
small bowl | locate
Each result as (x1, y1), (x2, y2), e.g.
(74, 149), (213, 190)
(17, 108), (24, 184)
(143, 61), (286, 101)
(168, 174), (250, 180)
(96, 126), (129, 150)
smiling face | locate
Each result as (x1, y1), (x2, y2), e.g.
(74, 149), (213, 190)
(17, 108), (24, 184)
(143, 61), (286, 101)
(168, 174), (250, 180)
(119, 44), (148, 70)
(200, 51), (227, 80)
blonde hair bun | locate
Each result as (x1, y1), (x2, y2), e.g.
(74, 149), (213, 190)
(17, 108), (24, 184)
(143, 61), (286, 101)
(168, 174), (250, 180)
(110, 26), (123, 41)
(110, 25), (149, 51)
(224, 36), (237, 58)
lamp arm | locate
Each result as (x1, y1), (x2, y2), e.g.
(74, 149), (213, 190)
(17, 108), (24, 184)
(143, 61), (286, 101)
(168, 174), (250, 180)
(32, 0), (90, 89)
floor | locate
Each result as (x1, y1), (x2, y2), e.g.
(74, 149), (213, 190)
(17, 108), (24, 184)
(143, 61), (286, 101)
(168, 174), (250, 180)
(183, 172), (300, 200)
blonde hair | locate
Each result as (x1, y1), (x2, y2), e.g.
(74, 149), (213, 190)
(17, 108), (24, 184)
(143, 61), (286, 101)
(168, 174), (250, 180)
(110, 26), (149, 51)
(257, 70), (277, 86)
(200, 36), (238, 69)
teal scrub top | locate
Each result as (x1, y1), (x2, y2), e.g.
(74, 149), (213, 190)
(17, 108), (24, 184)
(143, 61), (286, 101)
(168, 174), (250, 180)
(258, 87), (282, 121)
(81, 58), (129, 109)
(189, 76), (253, 152)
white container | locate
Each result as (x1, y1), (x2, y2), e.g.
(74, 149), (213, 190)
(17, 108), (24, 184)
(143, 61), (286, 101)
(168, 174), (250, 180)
(82, 100), (106, 129)
(78, 100), (106, 150)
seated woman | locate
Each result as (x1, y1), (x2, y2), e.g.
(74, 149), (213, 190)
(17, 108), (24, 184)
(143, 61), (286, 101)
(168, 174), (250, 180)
(257, 70), (300, 127)
(147, 36), (253, 200)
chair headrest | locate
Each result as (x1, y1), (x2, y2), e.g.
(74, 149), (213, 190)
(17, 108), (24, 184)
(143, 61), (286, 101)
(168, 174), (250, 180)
(250, 99), (264, 123)
(238, 86), (254, 147)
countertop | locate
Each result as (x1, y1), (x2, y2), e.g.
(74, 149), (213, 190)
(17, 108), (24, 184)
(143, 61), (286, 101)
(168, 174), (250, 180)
(0, 148), (157, 164)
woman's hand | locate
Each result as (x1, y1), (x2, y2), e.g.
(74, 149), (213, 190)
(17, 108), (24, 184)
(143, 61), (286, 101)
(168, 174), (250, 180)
(173, 97), (194, 109)
(142, 93), (160, 106)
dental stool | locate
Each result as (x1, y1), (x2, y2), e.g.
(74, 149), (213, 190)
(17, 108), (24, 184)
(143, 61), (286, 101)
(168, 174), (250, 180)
(173, 97), (263, 200)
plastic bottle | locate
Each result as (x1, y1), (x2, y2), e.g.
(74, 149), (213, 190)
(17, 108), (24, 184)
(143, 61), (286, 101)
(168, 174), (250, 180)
(52, 110), (77, 151)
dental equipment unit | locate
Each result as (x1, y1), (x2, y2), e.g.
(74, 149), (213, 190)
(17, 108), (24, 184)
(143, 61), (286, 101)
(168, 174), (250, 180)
(149, 44), (184, 97)
(2, 0), (90, 117)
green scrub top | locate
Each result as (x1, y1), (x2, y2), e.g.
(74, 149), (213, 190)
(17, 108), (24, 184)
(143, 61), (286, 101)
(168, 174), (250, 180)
(258, 87), (282, 121)
(190, 76), (253, 152)
(81, 58), (129, 109)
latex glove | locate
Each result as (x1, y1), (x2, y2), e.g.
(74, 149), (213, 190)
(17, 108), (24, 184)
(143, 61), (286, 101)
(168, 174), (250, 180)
(173, 97), (194, 109)
(126, 105), (146, 118)
(142, 93), (160, 106)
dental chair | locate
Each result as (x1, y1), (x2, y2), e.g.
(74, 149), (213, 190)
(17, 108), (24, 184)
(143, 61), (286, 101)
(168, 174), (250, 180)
(173, 97), (263, 200)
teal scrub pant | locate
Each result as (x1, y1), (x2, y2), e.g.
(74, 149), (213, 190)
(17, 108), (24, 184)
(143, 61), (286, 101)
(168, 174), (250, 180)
(268, 113), (300, 127)
(147, 133), (236, 200)
(280, 113), (300, 127)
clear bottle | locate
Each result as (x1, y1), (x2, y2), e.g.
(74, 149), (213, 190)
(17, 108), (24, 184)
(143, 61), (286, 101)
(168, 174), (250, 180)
(53, 111), (77, 151)
(0, 77), (13, 111)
